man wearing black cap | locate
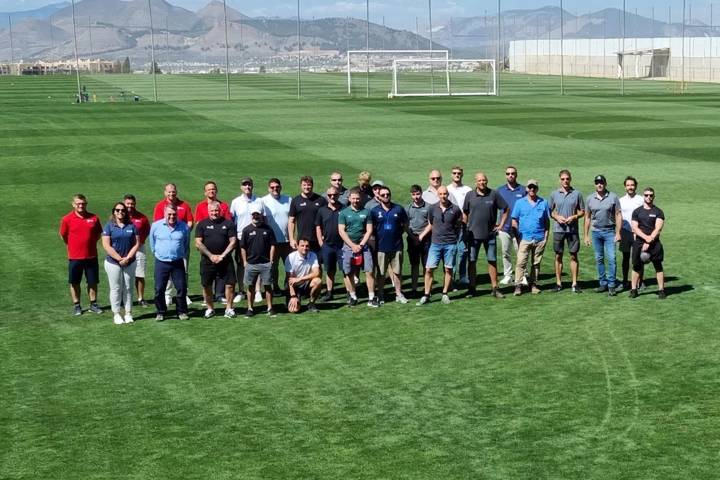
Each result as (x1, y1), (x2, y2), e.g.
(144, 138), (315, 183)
(239, 203), (277, 317)
(584, 175), (622, 296)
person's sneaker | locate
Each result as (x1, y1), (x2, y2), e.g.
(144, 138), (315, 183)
(552, 284), (562, 293)
(244, 309), (254, 318)
(233, 293), (244, 303)
(395, 293), (408, 304)
(224, 308), (236, 318)
(571, 284), (582, 294)
(155, 313), (165, 322)
(595, 285), (608, 293)
(639, 282), (647, 292)
(254, 291), (263, 303)
(491, 288), (505, 299)
(657, 290), (667, 300)
(348, 297), (358, 307)
(220, 297), (228, 305)
(499, 275), (512, 286)
(139, 300), (149, 308)
(530, 285), (541, 295)
(178, 313), (189, 321)
(89, 303), (103, 314)
(629, 289), (639, 299)
(377, 296), (386, 306)
(319, 292), (333, 303)
(204, 308), (215, 319)
(608, 287), (617, 297)
(367, 297), (380, 308)
(441, 294), (451, 304)
(73, 304), (82, 316)
(308, 303), (319, 314)
(465, 288), (477, 298)
(113, 313), (124, 325)
(266, 308), (278, 317)
(615, 283), (624, 293)
(514, 286), (523, 296)
(124, 313), (134, 324)
(416, 295), (430, 306)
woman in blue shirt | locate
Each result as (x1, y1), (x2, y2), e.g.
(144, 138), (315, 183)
(102, 203), (140, 325)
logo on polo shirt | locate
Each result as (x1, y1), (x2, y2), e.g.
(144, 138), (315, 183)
(249, 231), (257, 236)
(86, 218), (95, 224)
(300, 202), (307, 207)
(222, 225), (227, 229)
(263, 231), (268, 236)
(207, 225), (215, 229)
(314, 202), (321, 207)
(649, 214), (657, 218)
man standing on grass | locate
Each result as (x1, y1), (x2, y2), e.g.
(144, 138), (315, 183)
(230, 177), (264, 304)
(239, 204), (277, 318)
(422, 169), (443, 205)
(315, 186), (344, 302)
(262, 178), (291, 295)
(323, 171), (349, 207)
(195, 201), (238, 319)
(364, 180), (385, 211)
(60, 194), (103, 316)
(447, 166), (472, 288)
(288, 175), (326, 254)
(511, 179), (550, 296)
(370, 186), (408, 304)
(584, 175), (622, 297)
(124, 194), (151, 307)
(630, 187), (667, 299)
(405, 184), (431, 297)
(286, 238), (323, 313)
(194, 181), (231, 304)
(150, 204), (191, 321)
(462, 172), (508, 299)
(417, 186), (463, 306)
(549, 170), (585, 293)
(338, 188), (376, 307)
(619, 176), (644, 291)
(497, 166), (527, 287)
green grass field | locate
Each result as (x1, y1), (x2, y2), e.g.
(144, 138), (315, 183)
(1, 72), (719, 479)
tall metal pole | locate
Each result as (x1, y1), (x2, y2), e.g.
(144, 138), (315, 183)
(165, 17), (169, 69)
(148, 0), (158, 102)
(8, 16), (15, 68)
(239, 9), (244, 73)
(682, 0), (686, 92)
(50, 15), (55, 60)
(416, 17), (420, 50)
(429, 0), (434, 94)
(70, 1), (82, 101)
(496, 0), (501, 95)
(88, 17), (93, 60)
(366, 0), (370, 98)
(560, 0), (564, 94)
(297, 0), (301, 99)
(711, 3), (714, 82)
(621, 0), (626, 95)
(222, 0), (230, 101)
(382, 16), (385, 51)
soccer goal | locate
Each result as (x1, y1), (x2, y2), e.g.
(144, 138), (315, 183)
(346, 49), (449, 95)
(389, 59), (498, 98)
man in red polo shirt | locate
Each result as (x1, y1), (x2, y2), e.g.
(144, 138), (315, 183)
(124, 194), (151, 307)
(194, 180), (231, 222)
(59, 193), (104, 316)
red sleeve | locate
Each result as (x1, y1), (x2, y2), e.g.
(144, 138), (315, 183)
(59, 215), (69, 243)
(153, 200), (165, 221)
(194, 202), (203, 222)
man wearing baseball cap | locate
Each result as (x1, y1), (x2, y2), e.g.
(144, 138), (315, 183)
(230, 177), (265, 304)
(364, 180), (385, 211)
(510, 179), (550, 296)
(238, 203), (277, 317)
(584, 175), (622, 296)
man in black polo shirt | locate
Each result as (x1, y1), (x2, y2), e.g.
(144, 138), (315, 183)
(315, 186), (344, 302)
(630, 187), (666, 299)
(195, 202), (238, 318)
(239, 204), (277, 317)
(463, 172), (508, 298)
(288, 175), (326, 253)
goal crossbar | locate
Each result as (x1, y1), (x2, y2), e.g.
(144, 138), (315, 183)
(390, 58), (497, 98)
(346, 49), (449, 94)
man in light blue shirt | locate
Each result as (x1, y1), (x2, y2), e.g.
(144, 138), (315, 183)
(510, 179), (550, 296)
(150, 204), (191, 321)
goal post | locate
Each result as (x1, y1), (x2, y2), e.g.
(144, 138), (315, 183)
(390, 59), (498, 98)
(346, 49), (449, 95)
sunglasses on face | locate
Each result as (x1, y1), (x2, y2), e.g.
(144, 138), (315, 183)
(269, 185), (281, 189)
(379, 193), (390, 198)
(242, 182), (253, 187)
(114, 208), (126, 213)
(527, 185), (538, 190)
(430, 177), (441, 181)
(331, 178), (343, 182)
(327, 194), (339, 198)
(595, 181), (606, 185)
(452, 172), (462, 176)
(644, 194), (654, 197)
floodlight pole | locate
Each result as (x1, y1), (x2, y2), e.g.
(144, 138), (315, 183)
(621, 0), (625, 96)
(416, 17), (420, 51)
(70, 0), (82, 102)
(560, 0), (564, 95)
(50, 15), (55, 59)
(8, 16), (14, 68)
(682, 0), (686, 93)
(148, 0), (158, 102)
(222, 0), (230, 101)
(365, 0), (370, 98)
(429, 0), (434, 94)
(297, 0), (301, 100)
(88, 17), (93, 61)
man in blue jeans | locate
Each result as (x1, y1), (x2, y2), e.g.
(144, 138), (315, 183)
(584, 175), (622, 296)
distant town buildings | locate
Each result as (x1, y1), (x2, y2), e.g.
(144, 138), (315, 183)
(0, 58), (130, 75)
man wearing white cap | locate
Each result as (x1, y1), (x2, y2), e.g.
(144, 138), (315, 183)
(230, 176), (265, 303)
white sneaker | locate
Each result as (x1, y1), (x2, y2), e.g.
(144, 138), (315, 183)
(521, 277), (529, 286)
(395, 293), (408, 304)
(224, 308), (236, 318)
(165, 294), (173, 306)
(113, 313), (124, 325)
(254, 291), (263, 303)
(499, 275), (512, 286)
(233, 293), (244, 303)
(204, 308), (215, 319)
(123, 313), (134, 324)
(441, 294), (451, 304)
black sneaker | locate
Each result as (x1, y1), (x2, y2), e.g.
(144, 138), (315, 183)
(348, 297), (358, 307)
(266, 308), (277, 317)
(595, 285), (608, 293)
(465, 288), (477, 298)
(552, 284), (562, 293)
(73, 304), (82, 316)
(89, 303), (103, 314)
(491, 288), (505, 299)
(139, 300), (149, 308)
(629, 289), (639, 299)
(319, 292), (333, 303)
(608, 287), (617, 297)
(571, 284), (582, 293)
(367, 297), (380, 308)
(657, 290), (667, 300)
(244, 309), (254, 318)
(308, 303), (319, 313)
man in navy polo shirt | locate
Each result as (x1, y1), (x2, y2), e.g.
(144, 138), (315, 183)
(315, 186), (344, 302)
(584, 174), (622, 296)
(549, 170), (585, 293)
(511, 179), (550, 296)
(497, 165), (527, 286)
(371, 186), (408, 305)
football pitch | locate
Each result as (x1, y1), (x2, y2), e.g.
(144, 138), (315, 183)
(1, 72), (719, 479)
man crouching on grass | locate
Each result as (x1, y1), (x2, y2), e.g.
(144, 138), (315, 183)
(286, 238), (322, 313)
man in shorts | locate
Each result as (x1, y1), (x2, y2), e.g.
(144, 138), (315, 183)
(239, 204), (277, 317)
(462, 172), (508, 298)
(370, 186), (408, 304)
(630, 187), (667, 299)
(549, 170), (585, 293)
(60, 193), (103, 315)
(195, 201), (238, 319)
(230, 176), (265, 303)
(338, 188), (375, 307)
(194, 181), (232, 303)
(405, 184), (431, 297)
(124, 194), (150, 307)
(584, 175), (622, 296)
(315, 186), (344, 301)
(422, 169), (442, 205)
(619, 176), (644, 290)
(285, 238), (323, 313)
(416, 186), (463, 305)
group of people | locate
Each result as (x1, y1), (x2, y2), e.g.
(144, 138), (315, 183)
(59, 166), (667, 324)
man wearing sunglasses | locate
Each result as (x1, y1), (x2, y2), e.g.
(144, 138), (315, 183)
(370, 186), (408, 305)
(584, 175), (622, 296)
(422, 169), (443, 205)
(323, 171), (349, 207)
(230, 177), (265, 304)
(447, 166), (472, 288)
(630, 188), (666, 299)
(315, 186), (344, 302)
(549, 170), (585, 293)
(262, 178), (291, 295)
(497, 166), (527, 287)
(511, 179), (550, 296)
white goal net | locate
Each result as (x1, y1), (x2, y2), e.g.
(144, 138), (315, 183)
(346, 50), (450, 95)
(390, 59), (498, 97)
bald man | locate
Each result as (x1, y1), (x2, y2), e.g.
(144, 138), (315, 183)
(422, 169), (442, 205)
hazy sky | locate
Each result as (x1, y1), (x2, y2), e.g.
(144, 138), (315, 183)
(4, 0), (710, 29)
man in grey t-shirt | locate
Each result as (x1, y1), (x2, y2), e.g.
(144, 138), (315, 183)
(584, 175), (622, 296)
(549, 170), (585, 293)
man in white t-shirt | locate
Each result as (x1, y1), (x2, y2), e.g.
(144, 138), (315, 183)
(447, 165), (472, 286)
(230, 177), (265, 302)
(619, 175), (644, 290)
(262, 177), (291, 293)
(285, 238), (322, 313)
